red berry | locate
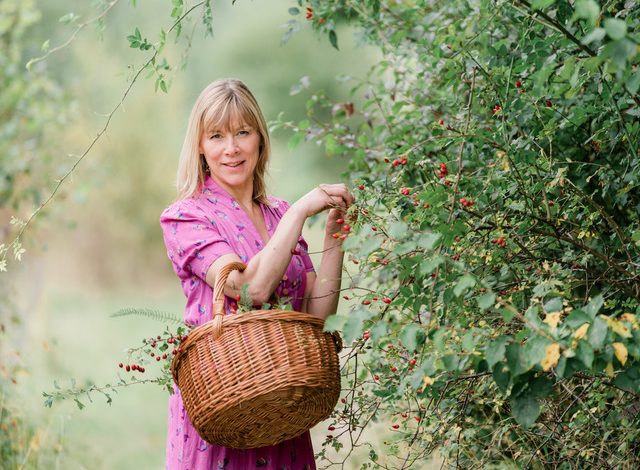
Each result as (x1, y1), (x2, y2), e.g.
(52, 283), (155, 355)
(392, 424), (400, 429)
(363, 330), (370, 340)
(156, 356), (161, 362)
(328, 426), (335, 431)
(118, 363), (123, 368)
(372, 297), (378, 301)
(150, 352), (155, 357)
(391, 366), (398, 372)
(362, 300), (371, 305)
(139, 367), (145, 373)
(401, 413), (408, 418)
(515, 80), (522, 88)
(336, 218), (344, 224)
(423, 203), (430, 209)
(358, 185), (365, 190)
(125, 365), (131, 372)
(383, 298), (392, 304)
(415, 417), (422, 422)
(343, 295), (350, 300)
(341, 398), (346, 404)
(162, 353), (167, 359)
(409, 359), (417, 366)
(235, 294), (241, 301)
(332, 233), (340, 239)
(305, 7), (313, 19)
(373, 375), (380, 381)
(545, 100), (552, 107)
(387, 344), (394, 349)
(342, 224), (351, 232)
(400, 187), (411, 196)
(439, 119), (444, 125)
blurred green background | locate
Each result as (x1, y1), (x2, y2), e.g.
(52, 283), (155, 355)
(3, 0), (379, 468)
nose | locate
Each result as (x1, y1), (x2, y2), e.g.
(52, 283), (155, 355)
(223, 135), (239, 154)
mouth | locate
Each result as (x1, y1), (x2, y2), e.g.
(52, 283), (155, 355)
(222, 161), (245, 168)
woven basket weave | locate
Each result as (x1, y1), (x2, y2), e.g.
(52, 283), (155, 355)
(171, 261), (342, 449)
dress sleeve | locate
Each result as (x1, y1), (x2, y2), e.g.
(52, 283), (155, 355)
(160, 200), (235, 281)
(275, 198), (315, 273)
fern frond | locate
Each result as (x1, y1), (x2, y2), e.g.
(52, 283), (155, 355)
(111, 308), (183, 325)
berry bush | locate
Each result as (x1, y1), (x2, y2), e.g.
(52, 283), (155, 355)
(282, 0), (640, 467)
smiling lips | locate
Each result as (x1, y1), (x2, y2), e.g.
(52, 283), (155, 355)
(223, 161), (244, 168)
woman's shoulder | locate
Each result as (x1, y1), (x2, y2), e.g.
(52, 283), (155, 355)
(160, 196), (207, 223)
(265, 195), (290, 212)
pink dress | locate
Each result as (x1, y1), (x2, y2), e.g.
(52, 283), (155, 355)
(160, 176), (317, 470)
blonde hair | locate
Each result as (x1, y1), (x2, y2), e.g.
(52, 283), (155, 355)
(175, 79), (271, 204)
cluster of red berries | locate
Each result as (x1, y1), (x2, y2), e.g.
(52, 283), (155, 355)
(361, 296), (392, 305)
(491, 237), (507, 247)
(391, 156), (408, 166)
(459, 197), (474, 207)
(119, 363), (145, 373)
(437, 162), (448, 178)
(493, 104), (502, 114)
(400, 187), (411, 196)
(117, 333), (189, 373)
(331, 218), (351, 240)
(305, 6), (312, 19)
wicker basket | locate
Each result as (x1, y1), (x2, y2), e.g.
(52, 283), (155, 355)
(170, 261), (342, 449)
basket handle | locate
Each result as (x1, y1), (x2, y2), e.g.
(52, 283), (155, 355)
(211, 261), (247, 339)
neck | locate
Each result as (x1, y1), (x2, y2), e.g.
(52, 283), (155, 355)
(210, 175), (255, 208)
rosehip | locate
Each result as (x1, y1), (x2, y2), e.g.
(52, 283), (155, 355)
(362, 300), (371, 305)
(342, 224), (351, 232)
(545, 100), (552, 107)
(383, 298), (392, 304)
(358, 185), (365, 190)
(392, 424), (400, 429)
(336, 218), (344, 224)
(328, 426), (335, 431)
(125, 365), (131, 372)
(373, 375), (380, 381)
(515, 80), (522, 88)
(400, 187), (411, 195)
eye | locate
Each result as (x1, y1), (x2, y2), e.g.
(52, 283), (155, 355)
(238, 129), (250, 136)
(209, 133), (222, 139)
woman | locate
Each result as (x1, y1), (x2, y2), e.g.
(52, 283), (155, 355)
(160, 78), (353, 469)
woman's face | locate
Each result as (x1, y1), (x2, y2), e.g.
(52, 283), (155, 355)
(199, 118), (261, 195)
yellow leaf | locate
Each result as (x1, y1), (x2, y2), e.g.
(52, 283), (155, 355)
(541, 343), (561, 371)
(607, 318), (632, 338)
(612, 342), (628, 366)
(621, 313), (638, 328)
(422, 375), (435, 388)
(605, 362), (614, 377)
(543, 312), (562, 328)
(573, 323), (590, 340)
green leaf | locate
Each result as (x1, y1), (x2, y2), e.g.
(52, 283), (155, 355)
(588, 316), (608, 350)
(510, 394), (540, 429)
(531, 0), (555, 9)
(576, 340), (594, 368)
(417, 232), (440, 250)
(477, 292), (496, 311)
(486, 336), (509, 368)
(574, 0), (600, 27)
(493, 364), (510, 393)
(358, 237), (381, 258)
(400, 323), (424, 352)
(389, 221), (409, 239)
(323, 314), (347, 333)
(604, 18), (627, 41)
(287, 132), (305, 151)
(329, 30), (339, 50)
(453, 275), (476, 297)
(582, 27), (606, 45)
(627, 71), (640, 95)
(583, 294), (604, 319)
(543, 297), (563, 313)
(523, 335), (551, 369)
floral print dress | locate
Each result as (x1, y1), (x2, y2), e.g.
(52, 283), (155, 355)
(160, 176), (317, 470)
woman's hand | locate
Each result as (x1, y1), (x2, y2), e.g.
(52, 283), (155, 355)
(293, 183), (354, 218)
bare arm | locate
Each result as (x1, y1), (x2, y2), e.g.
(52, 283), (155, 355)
(305, 210), (346, 320)
(206, 184), (353, 305)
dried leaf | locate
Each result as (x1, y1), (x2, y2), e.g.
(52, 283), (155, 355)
(612, 342), (628, 366)
(541, 343), (560, 371)
(573, 323), (590, 340)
